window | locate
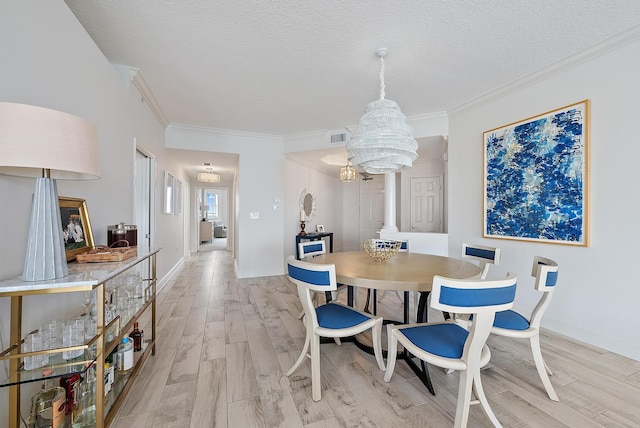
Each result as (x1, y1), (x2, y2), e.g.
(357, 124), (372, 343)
(206, 191), (218, 219)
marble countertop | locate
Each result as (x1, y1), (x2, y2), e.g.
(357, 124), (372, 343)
(0, 247), (159, 294)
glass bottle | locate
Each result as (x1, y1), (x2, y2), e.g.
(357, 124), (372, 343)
(129, 322), (143, 352)
(59, 373), (82, 419)
(118, 337), (134, 373)
(29, 369), (66, 428)
(72, 364), (96, 428)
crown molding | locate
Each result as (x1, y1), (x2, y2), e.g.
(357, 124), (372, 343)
(449, 24), (640, 117)
(129, 67), (169, 127)
(167, 123), (283, 144)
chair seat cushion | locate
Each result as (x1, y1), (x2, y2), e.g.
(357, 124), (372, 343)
(316, 303), (369, 329)
(493, 310), (530, 330)
(400, 323), (468, 359)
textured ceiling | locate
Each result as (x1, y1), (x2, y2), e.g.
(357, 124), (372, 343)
(63, 1), (640, 177)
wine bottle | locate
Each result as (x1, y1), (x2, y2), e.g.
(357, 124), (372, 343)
(129, 322), (143, 352)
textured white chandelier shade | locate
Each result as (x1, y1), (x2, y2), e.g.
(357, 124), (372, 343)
(347, 49), (418, 174)
(347, 99), (418, 174)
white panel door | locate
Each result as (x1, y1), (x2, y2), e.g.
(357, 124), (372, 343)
(359, 175), (385, 241)
(410, 176), (443, 233)
(134, 148), (153, 249)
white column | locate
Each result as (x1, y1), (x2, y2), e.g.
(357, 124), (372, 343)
(382, 172), (398, 232)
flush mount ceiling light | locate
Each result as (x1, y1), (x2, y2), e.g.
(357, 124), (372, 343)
(198, 168), (220, 183)
(339, 162), (356, 182)
(347, 48), (418, 174)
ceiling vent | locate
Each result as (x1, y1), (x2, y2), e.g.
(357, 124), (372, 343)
(329, 129), (350, 144)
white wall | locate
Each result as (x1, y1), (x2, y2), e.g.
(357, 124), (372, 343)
(284, 159), (344, 259)
(448, 32), (640, 361)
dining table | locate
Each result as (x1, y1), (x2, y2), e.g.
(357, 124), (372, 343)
(308, 250), (481, 395)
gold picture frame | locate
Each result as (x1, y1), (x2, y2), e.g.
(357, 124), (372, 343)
(483, 100), (589, 246)
(59, 196), (95, 261)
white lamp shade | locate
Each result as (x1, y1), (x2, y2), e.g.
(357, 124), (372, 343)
(198, 172), (220, 183)
(347, 99), (418, 174)
(0, 102), (100, 179)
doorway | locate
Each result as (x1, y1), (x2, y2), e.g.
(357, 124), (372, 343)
(196, 187), (230, 252)
(134, 146), (155, 249)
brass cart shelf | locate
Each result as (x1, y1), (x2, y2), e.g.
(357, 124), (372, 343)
(0, 247), (159, 428)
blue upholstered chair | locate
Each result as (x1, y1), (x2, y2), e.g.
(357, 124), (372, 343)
(462, 243), (501, 279)
(489, 256), (560, 401)
(286, 256), (385, 401)
(297, 240), (350, 317)
(384, 272), (518, 427)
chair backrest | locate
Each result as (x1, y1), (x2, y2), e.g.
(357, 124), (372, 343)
(375, 239), (409, 252)
(287, 256), (337, 326)
(528, 256), (559, 328)
(397, 240), (410, 252)
(461, 243), (501, 279)
(298, 240), (327, 259)
(432, 273), (517, 358)
(531, 256), (558, 292)
(431, 273), (517, 315)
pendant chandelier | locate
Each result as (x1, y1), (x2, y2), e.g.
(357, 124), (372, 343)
(347, 48), (418, 174)
(339, 161), (356, 182)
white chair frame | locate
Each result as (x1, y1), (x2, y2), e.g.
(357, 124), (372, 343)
(286, 256), (385, 401)
(489, 256), (559, 401)
(385, 273), (517, 427)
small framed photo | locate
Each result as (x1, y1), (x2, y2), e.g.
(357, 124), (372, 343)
(59, 196), (95, 261)
(316, 225), (325, 233)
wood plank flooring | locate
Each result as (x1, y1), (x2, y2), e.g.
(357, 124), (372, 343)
(111, 250), (640, 427)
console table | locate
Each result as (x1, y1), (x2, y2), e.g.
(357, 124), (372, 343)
(295, 232), (333, 259)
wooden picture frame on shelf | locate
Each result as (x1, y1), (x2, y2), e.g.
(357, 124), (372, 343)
(59, 196), (95, 261)
(316, 225), (325, 233)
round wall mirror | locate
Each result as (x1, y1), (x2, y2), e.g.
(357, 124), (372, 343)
(299, 188), (316, 221)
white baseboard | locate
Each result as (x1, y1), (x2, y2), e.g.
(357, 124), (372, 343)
(157, 256), (185, 295)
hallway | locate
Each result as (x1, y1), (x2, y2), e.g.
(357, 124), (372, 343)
(111, 250), (640, 427)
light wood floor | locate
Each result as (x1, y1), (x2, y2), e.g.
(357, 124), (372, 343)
(111, 250), (640, 427)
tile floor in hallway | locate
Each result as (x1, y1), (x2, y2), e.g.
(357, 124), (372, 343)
(111, 249), (640, 427)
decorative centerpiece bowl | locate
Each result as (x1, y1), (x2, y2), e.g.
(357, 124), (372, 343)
(362, 239), (402, 262)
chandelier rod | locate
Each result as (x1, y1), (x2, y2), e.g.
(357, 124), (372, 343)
(377, 48), (388, 100)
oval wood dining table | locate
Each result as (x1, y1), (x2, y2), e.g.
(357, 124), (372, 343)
(308, 250), (481, 395)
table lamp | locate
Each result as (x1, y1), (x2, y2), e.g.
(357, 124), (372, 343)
(0, 102), (100, 281)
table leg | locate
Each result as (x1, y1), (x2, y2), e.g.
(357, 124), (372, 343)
(345, 288), (436, 396)
(416, 291), (430, 323)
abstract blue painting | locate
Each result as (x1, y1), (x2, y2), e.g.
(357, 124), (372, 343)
(483, 100), (589, 246)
